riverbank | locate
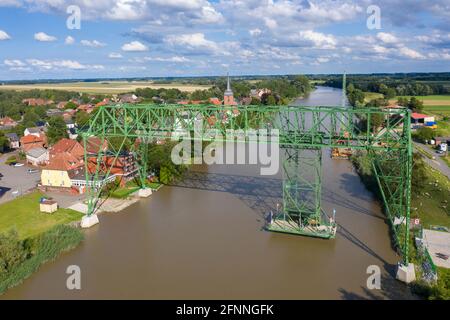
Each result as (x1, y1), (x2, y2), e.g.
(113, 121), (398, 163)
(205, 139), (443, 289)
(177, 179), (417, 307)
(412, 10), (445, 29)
(0, 191), (83, 239)
(350, 150), (450, 299)
(0, 225), (83, 295)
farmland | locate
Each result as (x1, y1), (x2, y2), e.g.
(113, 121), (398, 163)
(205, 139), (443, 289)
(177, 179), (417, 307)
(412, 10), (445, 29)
(390, 95), (450, 117)
(0, 81), (211, 94)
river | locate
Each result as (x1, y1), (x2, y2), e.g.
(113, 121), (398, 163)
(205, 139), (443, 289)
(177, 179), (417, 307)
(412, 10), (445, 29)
(1, 86), (415, 299)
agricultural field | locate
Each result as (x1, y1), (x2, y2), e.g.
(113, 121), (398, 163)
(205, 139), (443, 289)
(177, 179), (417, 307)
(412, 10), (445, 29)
(390, 95), (450, 117)
(0, 81), (211, 94)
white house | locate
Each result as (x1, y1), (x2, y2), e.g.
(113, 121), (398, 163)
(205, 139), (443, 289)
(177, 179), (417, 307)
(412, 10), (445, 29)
(24, 126), (45, 137)
(26, 147), (49, 166)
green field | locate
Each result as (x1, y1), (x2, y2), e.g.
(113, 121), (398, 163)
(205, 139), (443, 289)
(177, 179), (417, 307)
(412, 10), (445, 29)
(411, 165), (450, 228)
(0, 191), (83, 239)
(364, 92), (384, 102)
(0, 81), (211, 94)
(391, 95), (450, 115)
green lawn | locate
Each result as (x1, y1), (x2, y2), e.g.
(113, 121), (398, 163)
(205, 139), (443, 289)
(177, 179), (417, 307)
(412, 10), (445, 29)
(411, 166), (450, 228)
(0, 191), (84, 239)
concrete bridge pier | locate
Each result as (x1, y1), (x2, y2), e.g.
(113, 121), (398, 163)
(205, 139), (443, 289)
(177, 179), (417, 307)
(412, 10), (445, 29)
(396, 263), (416, 283)
(81, 214), (100, 228)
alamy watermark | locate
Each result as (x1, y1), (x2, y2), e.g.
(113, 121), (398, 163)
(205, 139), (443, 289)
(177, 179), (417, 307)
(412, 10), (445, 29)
(366, 5), (381, 30)
(170, 119), (280, 176)
(66, 265), (81, 290)
(366, 265), (381, 290)
(66, 5), (81, 30)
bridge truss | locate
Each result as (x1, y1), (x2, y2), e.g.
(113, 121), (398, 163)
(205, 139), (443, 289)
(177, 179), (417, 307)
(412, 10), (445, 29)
(80, 104), (412, 263)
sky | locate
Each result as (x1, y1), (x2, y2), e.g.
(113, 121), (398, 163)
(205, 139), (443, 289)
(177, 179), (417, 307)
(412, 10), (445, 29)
(0, 0), (449, 80)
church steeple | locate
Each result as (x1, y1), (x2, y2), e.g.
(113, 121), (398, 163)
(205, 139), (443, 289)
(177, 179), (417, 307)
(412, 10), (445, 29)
(224, 72), (233, 97)
(223, 72), (236, 105)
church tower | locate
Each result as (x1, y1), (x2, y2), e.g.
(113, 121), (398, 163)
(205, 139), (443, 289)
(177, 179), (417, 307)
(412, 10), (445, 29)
(223, 73), (236, 106)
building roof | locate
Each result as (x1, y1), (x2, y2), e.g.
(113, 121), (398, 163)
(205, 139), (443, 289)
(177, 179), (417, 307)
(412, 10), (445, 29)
(86, 136), (108, 154)
(50, 138), (84, 159)
(5, 133), (19, 141)
(26, 147), (47, 158)
(411, 113), (432, 120)
(21, 134), (44, 144)
(45, 152), (83, 171)
(0, 116), (17, 125)
(26, 127), (44, 134)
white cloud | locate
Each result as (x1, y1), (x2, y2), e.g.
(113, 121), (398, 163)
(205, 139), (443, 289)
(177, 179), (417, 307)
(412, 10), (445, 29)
(81, 39), (107, 48)
(295, 30), (337, 49)
(164, 33), (220, 54)
(399, 47), (425, 60)
(0, 30), (11, 40)
(4, 59), (25, 67)
(25, 58), (104, 70)
(264, 18), (277, 29)
(34, 32), (57, 42)
(249, 28), (261, 37)
(376, 32), (399, 44)
(109, 52), (123, 59)
(65, 36), (75, 45)
(121, 40), (148, 51)
(144, 56), (190, 62)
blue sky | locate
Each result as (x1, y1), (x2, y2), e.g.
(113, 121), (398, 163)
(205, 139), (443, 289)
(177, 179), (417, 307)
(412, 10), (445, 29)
(0, 0), (449, 80)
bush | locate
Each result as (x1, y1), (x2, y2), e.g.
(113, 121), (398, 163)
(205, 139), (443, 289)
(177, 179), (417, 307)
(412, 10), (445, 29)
(5, 156), (17, 165)
(0, 225), (83, 294)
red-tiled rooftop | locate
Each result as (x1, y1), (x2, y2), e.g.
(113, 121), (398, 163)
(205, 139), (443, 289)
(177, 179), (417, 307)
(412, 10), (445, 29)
(411, 113), (430, 120)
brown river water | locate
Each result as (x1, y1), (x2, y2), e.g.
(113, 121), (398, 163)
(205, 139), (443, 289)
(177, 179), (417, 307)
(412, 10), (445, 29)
(1, 87), (416, 299)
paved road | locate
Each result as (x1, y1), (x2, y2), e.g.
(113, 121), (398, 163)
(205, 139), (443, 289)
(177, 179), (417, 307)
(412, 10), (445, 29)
(0, 152), (41, 204)
(414, 141), (450, 180)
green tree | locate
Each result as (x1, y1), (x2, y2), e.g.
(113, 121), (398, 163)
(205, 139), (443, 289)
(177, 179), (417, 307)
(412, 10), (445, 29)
(0, 131), (9, 153)
(415, 127), (434, 142)
(65, 101), (78, 109)
(408, 97), (424, 112)
(47, 116), (68, 145)
(22, 110), (40, 127)
(75, 111), (90, 128)
(0, 229), (27, 274)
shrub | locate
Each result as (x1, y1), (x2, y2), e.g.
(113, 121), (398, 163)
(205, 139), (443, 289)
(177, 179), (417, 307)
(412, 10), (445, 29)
(0, 225), (83, 294)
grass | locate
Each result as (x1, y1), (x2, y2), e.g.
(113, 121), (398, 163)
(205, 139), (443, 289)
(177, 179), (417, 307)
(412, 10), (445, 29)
(364, 92), (384, 103)
(0, 81), (211, 94)
(411, 165), (450, 229)
(416, 146), (434, 159)
(0, 191), (84, 239)
(109, 180), (162, 198)
(436, 120), (450, 136)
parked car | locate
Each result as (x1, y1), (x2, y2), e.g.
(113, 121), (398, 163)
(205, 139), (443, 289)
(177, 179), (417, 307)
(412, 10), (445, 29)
(28, 169), (38, 174)
(14, 163), (25, 167)
(8, 162), (17, 166)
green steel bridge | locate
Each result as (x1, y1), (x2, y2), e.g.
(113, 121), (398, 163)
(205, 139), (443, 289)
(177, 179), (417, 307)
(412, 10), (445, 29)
(80, 103), (412, 264)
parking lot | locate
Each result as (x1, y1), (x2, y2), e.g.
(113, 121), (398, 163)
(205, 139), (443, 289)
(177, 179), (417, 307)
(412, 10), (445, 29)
(0, 153), (41, 204)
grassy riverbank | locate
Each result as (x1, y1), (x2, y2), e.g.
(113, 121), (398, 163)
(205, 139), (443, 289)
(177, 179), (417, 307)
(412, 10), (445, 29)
(351, 151), (450, 299)
(0, 191), (83, 239)
(0, 225), (83, 294)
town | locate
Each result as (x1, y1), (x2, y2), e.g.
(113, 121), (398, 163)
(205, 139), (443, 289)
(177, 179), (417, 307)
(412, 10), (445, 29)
(0, 0), (449, 304)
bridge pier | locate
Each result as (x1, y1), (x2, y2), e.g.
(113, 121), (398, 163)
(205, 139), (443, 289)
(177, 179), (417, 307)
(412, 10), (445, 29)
(80, 214), (99, 228)
(396, 263), (416, 284)
(138, 188), (152, 198)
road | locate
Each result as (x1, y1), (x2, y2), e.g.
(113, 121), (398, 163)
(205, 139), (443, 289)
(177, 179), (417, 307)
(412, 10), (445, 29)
(0, 152), (41, 204)
(413, 141), (450, 179)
